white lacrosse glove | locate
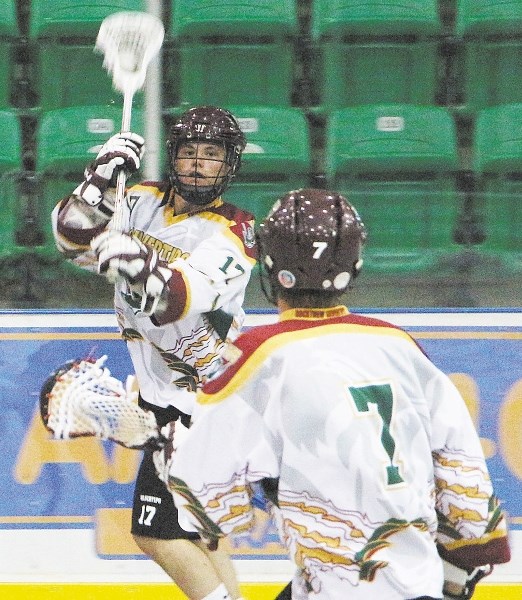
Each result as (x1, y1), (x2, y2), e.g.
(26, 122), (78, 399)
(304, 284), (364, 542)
(72, 132), (145, 210)
(91, 230), (173, 315)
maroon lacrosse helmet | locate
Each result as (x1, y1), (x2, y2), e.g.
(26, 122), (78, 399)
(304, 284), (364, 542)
(166, 106), (246, 205)
(257, 188), (367, 301)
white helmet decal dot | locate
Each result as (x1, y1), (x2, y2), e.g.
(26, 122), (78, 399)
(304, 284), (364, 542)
(278, 270), (296, 288)
(333, 272), (351, 289)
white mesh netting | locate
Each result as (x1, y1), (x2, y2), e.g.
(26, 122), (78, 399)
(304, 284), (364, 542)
(95, 11), (165, 95)
(44, 355), (159, 448)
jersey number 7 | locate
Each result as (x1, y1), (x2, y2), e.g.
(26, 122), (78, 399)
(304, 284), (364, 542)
(348, 383), (405, 486)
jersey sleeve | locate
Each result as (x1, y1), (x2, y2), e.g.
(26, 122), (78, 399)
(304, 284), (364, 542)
(154, 216), (257, 325)
(51, 199), (104, 271)
(425, 366), (511, 569)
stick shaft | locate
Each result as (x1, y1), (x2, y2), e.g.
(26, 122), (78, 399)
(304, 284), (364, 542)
(112, 89), (134, 232)
(106, 89), (134, 283)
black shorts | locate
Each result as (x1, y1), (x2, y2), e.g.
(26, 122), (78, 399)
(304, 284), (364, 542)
(130, 399), (199, 541)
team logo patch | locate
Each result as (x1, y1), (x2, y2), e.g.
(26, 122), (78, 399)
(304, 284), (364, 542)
(278, 270), (296, 288)
(241, 222), (256, 249)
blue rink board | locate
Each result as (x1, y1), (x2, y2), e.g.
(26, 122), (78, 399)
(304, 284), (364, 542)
(0, 309), (520, 561)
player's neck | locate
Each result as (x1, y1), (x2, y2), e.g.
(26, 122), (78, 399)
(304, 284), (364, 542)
(172, 192), (193, 215)
(172, 191), (216, 216)
(277, 298), (291, 313)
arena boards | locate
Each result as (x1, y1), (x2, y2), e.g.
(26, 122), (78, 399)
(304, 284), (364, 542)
(0, 310), (520, 598)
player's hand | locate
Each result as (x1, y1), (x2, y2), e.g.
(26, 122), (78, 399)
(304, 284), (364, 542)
(72, 132), (145, 208)
(91, 230), (172, 315)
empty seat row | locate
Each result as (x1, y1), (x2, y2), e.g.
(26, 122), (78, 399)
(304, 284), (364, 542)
(310, 0), (522, 113)
(25, 1), (522, 38)
(167, 0), (298, 109)
(310, 0), (442, 111)
(473, 104), (522, 267)
(3, 1), (522, 113)
(1, 103), (520, 273)
(24, 0), (148, 112)
(324, 103), (520, 272)
(4, 0), (297, 111)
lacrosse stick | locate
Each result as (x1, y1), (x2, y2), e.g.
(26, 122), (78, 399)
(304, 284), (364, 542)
(95, 11), (165, 232)
(39, 355), (162, 449)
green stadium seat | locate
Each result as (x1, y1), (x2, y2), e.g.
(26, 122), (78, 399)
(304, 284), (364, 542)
(0, 1), (18, 39)
(0, 2), (17, 37)
(0, 1), (19, 108)
(310, 0), (442, 113)
(325, 104), (461, 273)
(29, 0), (146, 37)
(167, 0), (298, 108)
(0, 110), (23, 258)
(28, 0), (147, 111)
(35, 105), (145, 254)
(219, 105), (311, 220)
(473, 104), (522, 271)
(456, 0), (522, 35)
(36, 106), (146, 172)
(455, 0), (522, 114)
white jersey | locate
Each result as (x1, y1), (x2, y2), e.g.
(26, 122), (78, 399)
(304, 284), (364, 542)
(53, 181), (256, 415)
(170, 306), (510, 599)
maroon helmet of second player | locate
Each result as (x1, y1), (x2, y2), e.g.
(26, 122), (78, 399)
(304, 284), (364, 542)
(257, 188), (367, 301)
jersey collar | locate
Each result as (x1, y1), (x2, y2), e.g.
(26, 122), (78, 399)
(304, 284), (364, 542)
(164, 196), (224, 224)
(279, 306), (349, 321)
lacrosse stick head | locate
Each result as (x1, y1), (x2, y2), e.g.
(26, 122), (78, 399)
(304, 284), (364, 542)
(39, 356), (161, 449)
(95, 11), (165, 96)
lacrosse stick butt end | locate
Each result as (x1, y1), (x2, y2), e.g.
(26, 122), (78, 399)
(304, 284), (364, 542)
(105, 267), (120, 285)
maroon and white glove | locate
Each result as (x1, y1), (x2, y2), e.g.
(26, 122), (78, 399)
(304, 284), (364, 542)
(73, 132), (145, 212)
(91, 230), (172, 315)
(443, 560), (492, 599)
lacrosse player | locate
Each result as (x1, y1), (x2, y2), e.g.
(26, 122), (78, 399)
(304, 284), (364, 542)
(163, 189), (511, 599)
(51, 106), (256, 600)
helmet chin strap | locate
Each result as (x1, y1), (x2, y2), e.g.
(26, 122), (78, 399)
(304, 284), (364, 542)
(258, 263), (278, 306)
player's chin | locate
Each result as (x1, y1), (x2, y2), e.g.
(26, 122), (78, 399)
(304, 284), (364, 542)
(179, 176), (226, 188)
